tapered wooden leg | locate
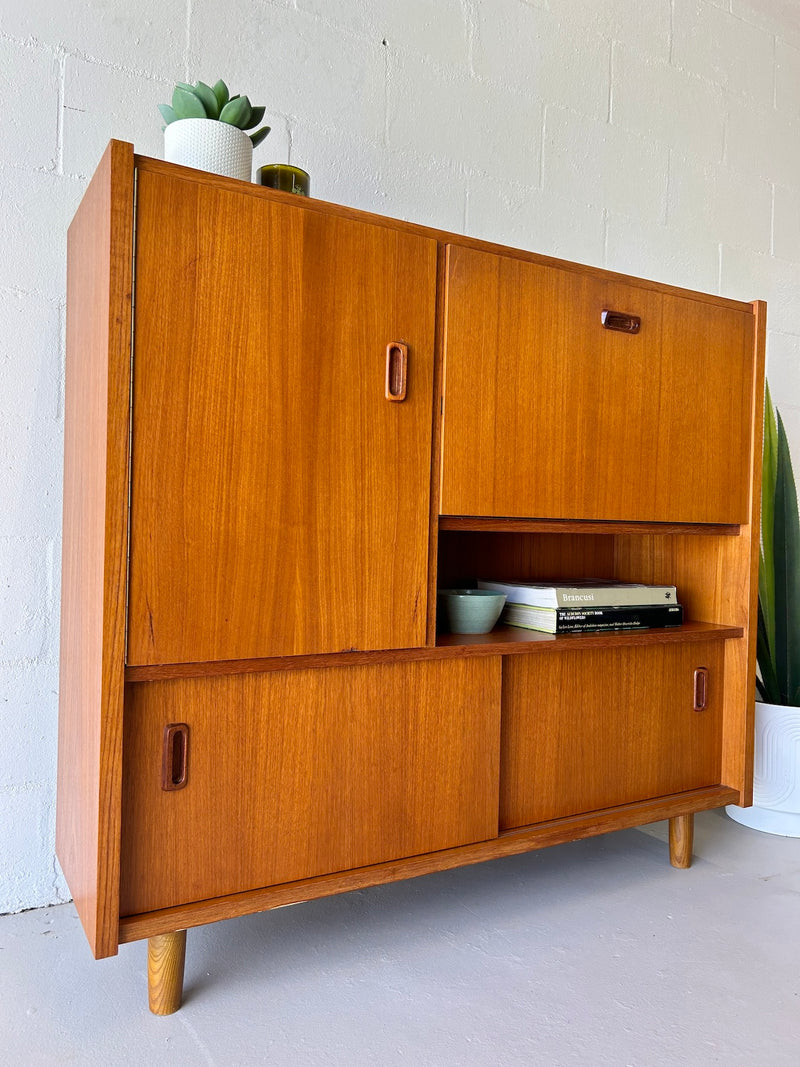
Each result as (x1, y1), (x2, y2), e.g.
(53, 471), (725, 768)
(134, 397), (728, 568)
(148, 930), (187, 1015)
(669, 813), (694, 868)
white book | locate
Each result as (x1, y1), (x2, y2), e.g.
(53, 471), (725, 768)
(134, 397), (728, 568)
(477, 578), (679, 608)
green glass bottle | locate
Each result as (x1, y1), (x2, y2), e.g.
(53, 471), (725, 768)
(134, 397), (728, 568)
(256, 164), (310, 196)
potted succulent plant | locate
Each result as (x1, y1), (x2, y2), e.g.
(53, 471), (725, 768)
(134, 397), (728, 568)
(159, 79), (271, 182)
(728, 383), (800, 835)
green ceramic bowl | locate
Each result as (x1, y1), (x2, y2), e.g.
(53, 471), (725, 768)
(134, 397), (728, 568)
(438, 589), (506, 634)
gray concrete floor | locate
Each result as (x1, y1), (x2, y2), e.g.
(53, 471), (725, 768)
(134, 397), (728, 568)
(1, 809), (798, 1066)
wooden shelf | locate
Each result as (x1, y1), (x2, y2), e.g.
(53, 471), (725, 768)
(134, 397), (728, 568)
(435, 621), (743, 652)
(125, 621), (744, 682)
(439, 516), (741, 536)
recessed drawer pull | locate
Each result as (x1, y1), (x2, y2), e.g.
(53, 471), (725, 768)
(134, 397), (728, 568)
(161, 723), (189, 790)
(601, 309), (641, 334)
(693, 668), (708, 712)
(385, 342), (408, 401)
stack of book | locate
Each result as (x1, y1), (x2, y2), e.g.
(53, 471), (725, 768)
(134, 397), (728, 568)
(476, 579), (683, 634)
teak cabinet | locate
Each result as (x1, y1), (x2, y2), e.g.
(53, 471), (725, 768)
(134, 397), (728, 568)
(57, 142), (765, 1015)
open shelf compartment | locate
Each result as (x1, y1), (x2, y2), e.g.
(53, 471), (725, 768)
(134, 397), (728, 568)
(434, 521), (755, 644)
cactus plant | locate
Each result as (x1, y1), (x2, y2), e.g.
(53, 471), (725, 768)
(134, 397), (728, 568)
(159, 79), (271, 149)
(756, 382), (800, 706)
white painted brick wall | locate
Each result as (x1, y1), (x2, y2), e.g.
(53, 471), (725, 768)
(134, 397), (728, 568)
(2, 0), (800, 914)
(544, 104), (670, 226)
(473, 1), (612, 121)
(612, 46), (728, 163)
(732, 0), (800, 51)
(550, 0), (672, 62)
(466, 176), (607, 267)
(775, 38), (800, 113)
(672, 0), (775, 104)
(668, 157), (772, 254)
(388, 53), (544, 186)
(296, 0), (471, 66)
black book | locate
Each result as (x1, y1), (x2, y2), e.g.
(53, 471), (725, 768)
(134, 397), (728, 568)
(502, 602), (684, 634)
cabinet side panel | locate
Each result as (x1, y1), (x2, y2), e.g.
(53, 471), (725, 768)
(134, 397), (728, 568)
(56, 141), (134, 959)
(724, 300), (765, 800)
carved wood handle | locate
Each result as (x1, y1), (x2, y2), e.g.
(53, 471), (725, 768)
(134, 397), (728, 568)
(693, 668), (708, 712)
(385, 343), (408, 401)
(601, 309), (641, 334)
(161, 723), (189, 790)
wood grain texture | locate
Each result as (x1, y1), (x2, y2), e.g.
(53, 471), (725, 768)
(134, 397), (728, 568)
(730, 300), (766, 804)
(425, 244), (450, 645)
(437, 530), (616, 592)
(120, 658), (501, 915)
(147, 931), (186, 1014)
(134, 155), (754, 313)
(57, 145), (761, 977)
(613, 401), (763, 808)
(436, 621), (741, 650)
(123, 621), (741, 682)
(440, 244), (755, 523)
(611, 304), (764, 802)
(616, 531), (757, 800)
(127, 169), (437, 665)
(669, 813), (694, 868)
(695, 304), (764, 801)
(439, 517), (740, 536)
(56, 140), (134, 960)
(118, 785), (738, 944)
(500, 642), (725, 829)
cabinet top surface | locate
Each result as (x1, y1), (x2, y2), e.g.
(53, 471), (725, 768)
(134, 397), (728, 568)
(128, 146), (756, 315)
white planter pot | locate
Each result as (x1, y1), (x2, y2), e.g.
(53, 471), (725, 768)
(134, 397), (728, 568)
(727, 700), (800, 836)
(164, 119), (253, 182)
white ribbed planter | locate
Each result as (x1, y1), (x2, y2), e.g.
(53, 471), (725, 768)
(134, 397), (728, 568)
(727, 700), (800, 837)
(164, 119), (253, 181)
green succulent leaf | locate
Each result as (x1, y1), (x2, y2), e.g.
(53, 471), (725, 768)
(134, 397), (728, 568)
(773, 410), (800, 705)
(249, 126), (271, 149)
(158, 103), (178, 126)
(220, 95), (252, 129)
(212, 80), (229, 112)
(161, 78), (268, 143)
(757, 598), (781, 703)
(757, 383), (800, 707)
(172, 85), (207, 119)
(761, 383), (777, 660)
(193, 80), (220, 119)
(243, 105), (266, 130)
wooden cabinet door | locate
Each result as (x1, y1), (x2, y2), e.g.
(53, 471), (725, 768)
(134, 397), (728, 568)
(127, 170), (437, 665)
(120, 658), (501, 915)
(500, 642), (724, 829)
(441, 245), (755, 523)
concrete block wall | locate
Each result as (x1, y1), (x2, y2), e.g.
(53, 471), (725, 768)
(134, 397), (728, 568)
(1, 0), (798, 913)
